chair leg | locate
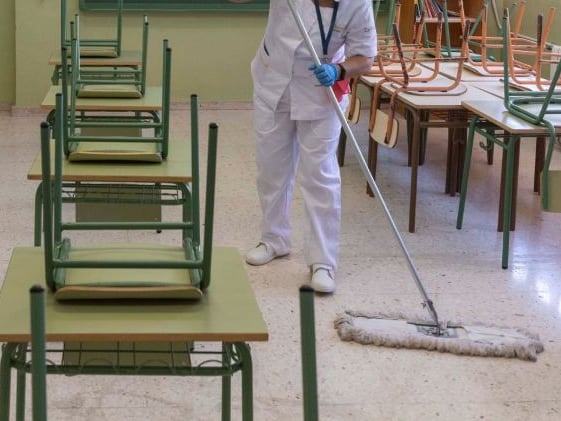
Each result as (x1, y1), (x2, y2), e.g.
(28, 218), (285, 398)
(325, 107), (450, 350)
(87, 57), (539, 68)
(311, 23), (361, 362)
(299, 286), (319, 421)
(534, 136), (545, 193)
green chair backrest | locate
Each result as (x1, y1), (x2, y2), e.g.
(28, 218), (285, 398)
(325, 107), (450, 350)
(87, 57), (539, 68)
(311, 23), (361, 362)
(61, 0), (123, 57)
(71, 14), (149, 97)
(40, 93), (218, 298)
(61, 37), (170, 160)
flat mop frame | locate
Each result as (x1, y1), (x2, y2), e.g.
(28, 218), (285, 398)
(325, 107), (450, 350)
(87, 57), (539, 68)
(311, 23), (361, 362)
(286, 0), (442, 335)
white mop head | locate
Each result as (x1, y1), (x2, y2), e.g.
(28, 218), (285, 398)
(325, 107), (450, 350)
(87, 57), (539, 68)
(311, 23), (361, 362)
(335, 311), (544, 361)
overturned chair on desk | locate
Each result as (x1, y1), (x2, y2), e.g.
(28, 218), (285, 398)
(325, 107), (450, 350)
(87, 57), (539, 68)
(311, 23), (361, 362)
(457, 11), (561, 269)
(41, 92), (218, 301)
(61, 0), (124, 58)
(369, 16), (472, 150)
(69, 14), (149, 99)
(59, 37), (169, 162)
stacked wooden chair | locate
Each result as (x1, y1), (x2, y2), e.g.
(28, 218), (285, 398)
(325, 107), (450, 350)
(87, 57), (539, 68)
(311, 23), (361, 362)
(369, 15), (472, 148)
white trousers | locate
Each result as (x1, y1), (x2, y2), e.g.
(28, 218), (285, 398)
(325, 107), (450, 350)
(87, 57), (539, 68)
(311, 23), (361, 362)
(253, 89), (342, 271)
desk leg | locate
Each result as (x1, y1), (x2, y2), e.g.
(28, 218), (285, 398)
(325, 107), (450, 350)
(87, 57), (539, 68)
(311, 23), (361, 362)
(34, 183), (43, 247)
(457, 118), (478, 230)
(498, 140), (520, 233)
(222, 343), (232, 421)
(0, 343), (19, 421)
(15, 344), (27, 421)
(445, 112), (467, 196)
(337, 129), (347, 167)
(234, 342), (253, 421)
(409, 110), (421, 233)
(535, 137), (545, 193)
(366, 140), (378, 197)
(406, 110), (428, 168)
(500, 135), (520, 269)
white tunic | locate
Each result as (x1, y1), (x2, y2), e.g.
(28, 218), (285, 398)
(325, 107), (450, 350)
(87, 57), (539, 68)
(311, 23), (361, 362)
(251, 0), (377, 120)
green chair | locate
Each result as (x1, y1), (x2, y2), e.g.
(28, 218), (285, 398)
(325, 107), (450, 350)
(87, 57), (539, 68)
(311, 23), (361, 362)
(61, 0), (123, 58)
(40, 92), (218, 301)
(70, 14), (149, 98)
(457, 11), (561, 268)
(299, 286), (319, 421)
(500, 12), (561, 212)
(61, 38), (170, 161)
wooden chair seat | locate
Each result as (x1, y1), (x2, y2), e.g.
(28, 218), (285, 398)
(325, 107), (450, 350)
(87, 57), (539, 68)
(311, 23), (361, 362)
(77, 84), (143, 99)
(68, 141), (163, 162)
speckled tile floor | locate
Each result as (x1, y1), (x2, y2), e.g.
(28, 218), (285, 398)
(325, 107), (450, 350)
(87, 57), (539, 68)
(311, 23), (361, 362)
(1, 103), (561, 420)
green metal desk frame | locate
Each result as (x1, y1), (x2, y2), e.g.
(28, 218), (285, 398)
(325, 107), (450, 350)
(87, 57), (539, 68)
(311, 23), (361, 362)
(457, 99), (555, 269)
(0, 247), (268, 421)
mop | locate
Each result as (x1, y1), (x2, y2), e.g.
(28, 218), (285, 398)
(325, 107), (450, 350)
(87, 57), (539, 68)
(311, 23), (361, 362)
(287, 0), (544, 361)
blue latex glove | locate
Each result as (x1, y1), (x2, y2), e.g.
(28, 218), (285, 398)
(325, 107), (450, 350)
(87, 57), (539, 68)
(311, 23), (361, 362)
(308, 63), (338, 87)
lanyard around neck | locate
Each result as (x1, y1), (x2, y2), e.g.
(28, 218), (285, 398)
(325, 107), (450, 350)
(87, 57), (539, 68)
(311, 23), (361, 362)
(313, 0), (339, 57)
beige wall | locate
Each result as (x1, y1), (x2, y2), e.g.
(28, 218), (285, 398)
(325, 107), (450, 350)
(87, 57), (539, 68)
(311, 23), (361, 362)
(504, 0), (561, 45)
(13, 2), (561, 108)
(9, 0), (268, 108)
(0, 0), (15, 106)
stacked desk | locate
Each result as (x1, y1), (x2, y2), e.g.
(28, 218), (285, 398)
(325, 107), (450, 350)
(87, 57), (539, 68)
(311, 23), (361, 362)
(0, 246), (268, 420)
(458, 99), (561, 268)
(360, 70), (497, 232)
(27, 137), (192, 246)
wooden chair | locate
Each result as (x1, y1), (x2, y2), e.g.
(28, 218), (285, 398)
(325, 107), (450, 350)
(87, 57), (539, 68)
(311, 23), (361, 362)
(70, 14), (149, 99)
(418, 0), (468, 58)
(465, 1), (555, 82)
(369, 18), (471, 148)
(61, 0), (123, 58)
(40, 93), (219, 301)
(61, 39), (170, 161)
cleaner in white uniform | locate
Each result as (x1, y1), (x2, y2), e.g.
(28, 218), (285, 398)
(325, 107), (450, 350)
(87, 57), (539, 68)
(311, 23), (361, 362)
(246, 0), (377, 293)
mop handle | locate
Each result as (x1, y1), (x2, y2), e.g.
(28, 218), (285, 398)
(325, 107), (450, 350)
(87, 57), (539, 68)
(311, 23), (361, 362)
(286, 0), (440, 327)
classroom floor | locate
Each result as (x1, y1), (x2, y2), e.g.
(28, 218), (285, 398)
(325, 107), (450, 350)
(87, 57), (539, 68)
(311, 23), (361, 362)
(1, 103), (561, 420)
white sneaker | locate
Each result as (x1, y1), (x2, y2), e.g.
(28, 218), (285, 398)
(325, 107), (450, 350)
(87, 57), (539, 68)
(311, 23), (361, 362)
(245, 242), (283, 266)
(310, 264), (336, 294)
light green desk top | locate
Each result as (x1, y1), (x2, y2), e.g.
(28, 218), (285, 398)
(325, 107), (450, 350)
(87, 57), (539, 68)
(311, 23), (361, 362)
(462, 99), (561, 134)
(41, 85), (162, 112)
(27, 138), (191, 183)
(0, 247), (268, 343)
(48, 50), (143, 67)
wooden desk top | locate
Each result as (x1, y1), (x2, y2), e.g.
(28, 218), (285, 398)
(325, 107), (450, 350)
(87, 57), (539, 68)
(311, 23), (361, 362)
(462, 99), (561, 134)
(41, 85), (163, 111)
(27, 138), (191, 183)
(421, 61), (503, 83)
(48, 50), (143, 66)
(381, 81), (498, 110)
(0, 247), (268, 343)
